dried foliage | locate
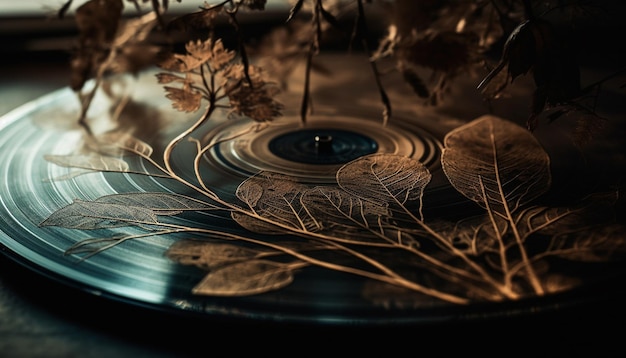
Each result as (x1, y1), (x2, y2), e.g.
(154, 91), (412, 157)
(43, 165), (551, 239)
(155, 11), (283, 122)
(40, 113), (626, 303)
(38, 0), (626, 305)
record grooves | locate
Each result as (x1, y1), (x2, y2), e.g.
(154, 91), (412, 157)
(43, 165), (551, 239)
(203, 115), (442, 184)
(0, 81), (460, 324)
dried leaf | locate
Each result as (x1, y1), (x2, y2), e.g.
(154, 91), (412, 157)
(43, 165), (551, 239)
(39, 200), (158, 229)
(234, 172), (318, 233)
(336, 153), (432, 209)
(300, 186), (392, 242)
(161, 39), (236, 73)
(156, 54), (188, 72)
(205, 39), (236, 71)
(44, 154), (129, 172)
(45, 169), (97, 182)
(155, 73), (186, 84)
(441, 115), (551, 215)
(191, 260), (294, 296)
(524, 192), (618, 238)
(94, 192), (216, 214)
(163, 85), (203, 113)
(551, 224), (626, 262)
(223, 64), (283, 122)
(105, 11), (159, 74)
(183, 39), (218, 71)
(231, 212), (284, 235)
(477, 19), (539, 92)
(166, 240), (265, 270)
(443, 215), (500, 255)
(39, 193), (212, 230)
(64, 234), (130, 257)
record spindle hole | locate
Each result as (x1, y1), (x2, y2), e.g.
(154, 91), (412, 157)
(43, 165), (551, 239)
(268, 128), (378, 165)
(314, 134), (333, 154)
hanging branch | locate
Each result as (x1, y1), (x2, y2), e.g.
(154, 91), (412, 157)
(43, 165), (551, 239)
(355, 0), (391, 126)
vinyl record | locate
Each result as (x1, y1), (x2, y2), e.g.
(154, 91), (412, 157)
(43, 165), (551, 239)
(0, 68), (623, 325)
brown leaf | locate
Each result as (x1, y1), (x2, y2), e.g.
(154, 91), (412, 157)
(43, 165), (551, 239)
(477, 19), (540, 93)
(234, 172), (318, 233)
(206, 39), (236, 71)
(156, 54), (187, 72)
(155, 72), (186, 84)
(300, 186), (393, 243)
(166, 240), (264, 270)
(529, 192), (618, 237)
(336, 153), (432, 210)
(39, 200), (158, 230)
(94, 192), (216, 213)
(223, 65), (283, 122)
(191, 260), (294, 296)
(441, 115), (551, 215)
(231, 212), (285, 235)
(551, 224), (626, 263)
(183, 39), (216, 71)
(163, 85), (203, 113)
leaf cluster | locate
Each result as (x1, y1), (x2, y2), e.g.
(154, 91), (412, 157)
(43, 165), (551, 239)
(156, 37), (283, 122)
(38, 0), (625, 305)
(40, 115), (626, 303)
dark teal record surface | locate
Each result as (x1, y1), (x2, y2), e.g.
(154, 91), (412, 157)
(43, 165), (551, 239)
(1, 70), (624, 326)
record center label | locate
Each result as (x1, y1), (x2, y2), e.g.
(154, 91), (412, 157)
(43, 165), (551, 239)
(268, 129), (378, 165)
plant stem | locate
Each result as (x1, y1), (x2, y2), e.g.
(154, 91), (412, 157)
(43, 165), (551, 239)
(488, 130), (544, 295)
